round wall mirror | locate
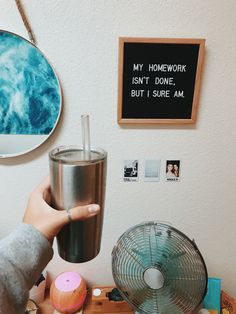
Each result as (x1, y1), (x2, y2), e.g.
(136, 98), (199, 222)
(0, 30), (62, 158)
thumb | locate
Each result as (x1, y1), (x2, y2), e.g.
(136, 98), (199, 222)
(69, 204), (100, 221)
(57, 204), (100, 227)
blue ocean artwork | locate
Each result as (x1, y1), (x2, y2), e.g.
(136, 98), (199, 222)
(0, 31), (61, 135)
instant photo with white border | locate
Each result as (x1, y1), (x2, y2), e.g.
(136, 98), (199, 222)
(123, 159), (139, 182)
(144, 159), (161, 182)
(165, 160), (181, 182)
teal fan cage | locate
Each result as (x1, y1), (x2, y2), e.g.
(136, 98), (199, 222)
(112, 222), (207, 314)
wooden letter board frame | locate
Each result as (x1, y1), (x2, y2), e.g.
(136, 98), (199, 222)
(118, 37), (205, 124)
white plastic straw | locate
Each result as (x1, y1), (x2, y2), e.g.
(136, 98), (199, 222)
(81, 114), (91, 160)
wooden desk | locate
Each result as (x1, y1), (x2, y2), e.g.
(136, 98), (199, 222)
(83, 287), (134, 314)
(38, 288), (134, 314)
(38, 296), (82, 313)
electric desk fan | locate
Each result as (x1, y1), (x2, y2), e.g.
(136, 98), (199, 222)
(112, 221), (207, 314)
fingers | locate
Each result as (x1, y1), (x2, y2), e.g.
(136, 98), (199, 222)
(34, 176), (50, 195)
(32, 176), (51, 203)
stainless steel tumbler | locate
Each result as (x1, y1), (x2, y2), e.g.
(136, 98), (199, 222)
(49, 145), (107, 263)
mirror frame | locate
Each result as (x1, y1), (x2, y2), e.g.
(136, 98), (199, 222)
(0, 30), (62, 158)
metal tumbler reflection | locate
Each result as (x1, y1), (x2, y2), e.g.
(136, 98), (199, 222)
(49, 145), (107, 263)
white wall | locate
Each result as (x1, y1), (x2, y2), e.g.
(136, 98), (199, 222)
(1, 0), (236, 296)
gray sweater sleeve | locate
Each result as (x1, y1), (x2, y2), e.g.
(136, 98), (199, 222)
(0, 223), (53, 314)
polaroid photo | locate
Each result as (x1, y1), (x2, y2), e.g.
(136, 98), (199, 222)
(144, 159), (161, 182)
(123, 160), (139, 182)
(165, 160), (181, 182)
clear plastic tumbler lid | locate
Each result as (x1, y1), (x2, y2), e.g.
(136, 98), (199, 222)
(49, 146), (106, 164)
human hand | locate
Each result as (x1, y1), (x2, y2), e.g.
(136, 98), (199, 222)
(23, 177), (100, 243)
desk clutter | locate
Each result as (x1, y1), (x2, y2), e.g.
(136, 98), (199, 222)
(28, 225), (235, 314)
(32, 286), (134, 314)
(29, 285), (236, 314)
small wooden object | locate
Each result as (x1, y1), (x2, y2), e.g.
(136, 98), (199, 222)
(83, 286), (134, 313)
